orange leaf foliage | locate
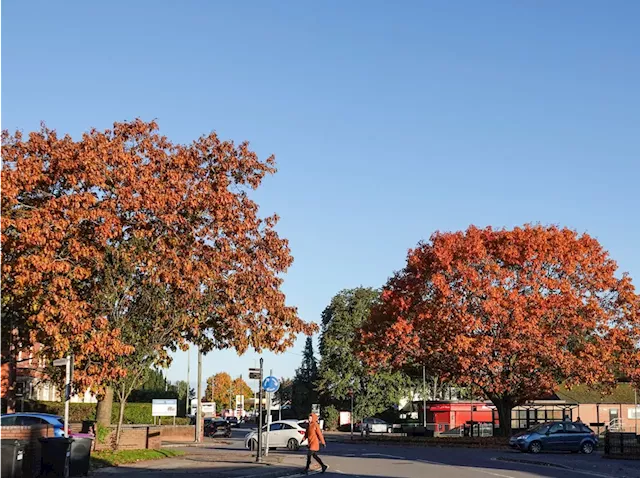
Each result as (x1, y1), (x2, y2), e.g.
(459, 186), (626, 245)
(361, 225), (640, 404)
(2, 120), (316, 390)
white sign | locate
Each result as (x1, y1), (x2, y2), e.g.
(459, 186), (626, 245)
(152, 399), (178, 417)
(190, 400), (215, 416)
(235, 395), (244, 411)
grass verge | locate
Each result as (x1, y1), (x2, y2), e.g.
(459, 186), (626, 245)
(90, 448), (185, 470)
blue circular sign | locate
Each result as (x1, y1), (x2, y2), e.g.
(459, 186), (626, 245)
(262, 376), (280, 393)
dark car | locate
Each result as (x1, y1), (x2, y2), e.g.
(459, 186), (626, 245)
(204, 418), (232, 438)
(226, 416), (239, 428)
(509, 421), (598, 454)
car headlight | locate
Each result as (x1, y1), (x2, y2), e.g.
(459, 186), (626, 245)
(518, 435), (529, 440)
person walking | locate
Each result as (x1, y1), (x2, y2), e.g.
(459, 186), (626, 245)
(304, 412), (328, 474)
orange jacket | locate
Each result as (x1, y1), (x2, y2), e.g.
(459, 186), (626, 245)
(304, 413), (325, 451)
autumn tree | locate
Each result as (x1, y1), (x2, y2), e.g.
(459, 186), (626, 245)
(205, 372), (253, 410)
(317, 288), (409, 420)
(360, 225), (640, 435)
(1, 120), (316, 422)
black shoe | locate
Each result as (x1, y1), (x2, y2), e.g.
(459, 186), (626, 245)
(322, 464), (329, 473)
(303, 469), (309, 475)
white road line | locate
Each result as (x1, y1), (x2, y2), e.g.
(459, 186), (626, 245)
(417, 458), (516, 478)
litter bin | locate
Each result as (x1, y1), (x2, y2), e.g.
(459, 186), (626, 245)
(40, 437), (71, 478)
(69, 436), (94, 476)
(1, 439), (25, 478)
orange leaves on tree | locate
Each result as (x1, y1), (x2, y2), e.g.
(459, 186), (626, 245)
(360, 225), (640, 434)
(2, 120), (316, 391)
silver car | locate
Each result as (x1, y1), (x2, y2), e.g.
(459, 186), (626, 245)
(361, 417), (393, 436)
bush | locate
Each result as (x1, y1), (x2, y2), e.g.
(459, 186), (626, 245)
(24, 400), (96, 422)
(111, 403), (153, 424)
(322, 405), (339, 431)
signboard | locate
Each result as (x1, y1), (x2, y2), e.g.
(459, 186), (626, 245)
(249, 368), (261, 380)
(152, 399), (177, 417)
(190, 399), (215, 416)
(235, 395), (244, 412)
(311, 403), (320, 415)
(262, 376), (280, 393)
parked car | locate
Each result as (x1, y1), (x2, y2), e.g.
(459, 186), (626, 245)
(361, 417), (393, 436)
(226, 416), (239, 428)
(1, 413), (66, 437)
(244, 420), (308, 451)
(509, 421), (598, 454)
(204, 418), (232, 438)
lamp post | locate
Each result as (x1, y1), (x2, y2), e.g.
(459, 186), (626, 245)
(422, 365), (427, 428)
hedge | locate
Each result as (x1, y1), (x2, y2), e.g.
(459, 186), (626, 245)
(22, 401), (171, 425)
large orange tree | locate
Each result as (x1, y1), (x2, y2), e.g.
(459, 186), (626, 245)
(360, 225), (640, 435)
(2, 120), (315, 416)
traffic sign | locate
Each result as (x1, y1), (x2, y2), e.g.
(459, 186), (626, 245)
(53, 358), (69, 367)
(262, 376), (280, 393)
(249, 368), (261, 380)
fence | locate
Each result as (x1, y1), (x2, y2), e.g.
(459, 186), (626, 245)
(604, 432), (640, 459)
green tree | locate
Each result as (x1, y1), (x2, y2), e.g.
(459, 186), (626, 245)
(292, 338), (318, 416)
(317, 288), (409, 420)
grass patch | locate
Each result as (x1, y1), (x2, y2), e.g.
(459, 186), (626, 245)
(90, 449), (185, 470)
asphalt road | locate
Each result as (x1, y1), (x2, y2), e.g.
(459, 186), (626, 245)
(117, 427), (639, 478)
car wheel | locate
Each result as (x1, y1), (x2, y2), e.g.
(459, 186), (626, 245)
(581, 441), (594, 455)
(528, 441), (542, 454)
(287, 438), (299, 451)
(249, 439), (258, 451)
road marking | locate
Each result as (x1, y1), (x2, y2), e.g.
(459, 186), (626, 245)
(417, 459), (515, 478)
(360, 453), (405, 459)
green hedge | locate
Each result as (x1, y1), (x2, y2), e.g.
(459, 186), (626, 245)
(23, 401), (173, 425)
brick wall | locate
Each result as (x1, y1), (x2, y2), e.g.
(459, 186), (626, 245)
(1, 424), (55, 477)
(160, 425), (197, 442)
(94, 426), (163, 451)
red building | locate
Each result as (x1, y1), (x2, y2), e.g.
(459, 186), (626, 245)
(426, 401), (495, 433)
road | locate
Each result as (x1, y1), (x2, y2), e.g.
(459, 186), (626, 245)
(99, 427), (640, 478)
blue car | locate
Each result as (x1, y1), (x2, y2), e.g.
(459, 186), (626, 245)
(509, 421), (598, 454)
(1, 413), (66, 437)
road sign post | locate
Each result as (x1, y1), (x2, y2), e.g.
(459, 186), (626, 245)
(261, 373), (279, 457)
(256, 359), (264, 463)
(53, 356), (72, 437)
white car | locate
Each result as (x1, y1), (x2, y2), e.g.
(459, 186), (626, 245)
(244, 420), (308, 451)
(361, 417), (393, 436)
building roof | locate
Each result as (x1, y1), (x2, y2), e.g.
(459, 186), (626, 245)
(554, 383), (637, 404)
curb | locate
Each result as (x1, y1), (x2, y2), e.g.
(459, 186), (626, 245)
(493, 456), (619, 478)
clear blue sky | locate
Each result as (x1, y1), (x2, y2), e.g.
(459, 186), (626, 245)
(3, 1), (639, 390)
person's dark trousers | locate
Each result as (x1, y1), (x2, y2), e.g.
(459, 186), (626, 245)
(305, 450), (325, 470)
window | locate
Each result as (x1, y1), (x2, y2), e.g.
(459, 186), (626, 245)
(269, 423), (283, 432)
(549, 423), (564, 434)
(16, 416), (45, 426)
(281, 424), (294, 430)
(564, 423), (582, 433)
(1, 416), (17, 426)
(628, 407), (640, 420)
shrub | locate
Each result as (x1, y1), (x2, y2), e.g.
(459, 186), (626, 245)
(111, 403), (153, 424)
(322, 405), (339, 431)
(24, 400), (96, 422)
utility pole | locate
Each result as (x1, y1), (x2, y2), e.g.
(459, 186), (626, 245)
(196, 348), (203, 443)
(422, 365), (427, 428)
(350, 390), (354, 441)
(186, 347), (190, 416)
(635, 387), (638, 435)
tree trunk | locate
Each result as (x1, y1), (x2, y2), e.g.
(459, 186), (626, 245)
(115, 395), (126, 449)
(96, 386), (114, 426)
(492, 397), (514, 437)
(6, 351), (18, 413)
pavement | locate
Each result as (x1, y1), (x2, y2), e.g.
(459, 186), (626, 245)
(92, 426), (640, 478)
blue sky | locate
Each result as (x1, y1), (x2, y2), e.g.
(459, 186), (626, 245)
(3, 1), (639, 390)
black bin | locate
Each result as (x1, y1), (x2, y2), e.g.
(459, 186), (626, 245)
(1, 439), (25, 478)
(70, 436), (93, 476)
(40, 437), (71, 478)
